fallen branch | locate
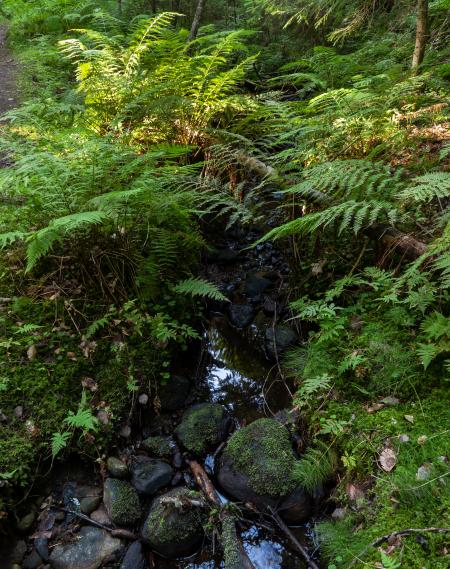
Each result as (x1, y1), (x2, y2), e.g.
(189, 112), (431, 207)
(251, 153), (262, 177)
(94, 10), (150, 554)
(268, 507), (320, 569)
(348, 527), (450, 568)
(53, 507), (139, 541)
(188, 460), (256, 569)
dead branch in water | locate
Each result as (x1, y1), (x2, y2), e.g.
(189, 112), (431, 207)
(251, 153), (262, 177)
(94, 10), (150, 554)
(188, 460), (256, 569)
(268, 507), (320, 569)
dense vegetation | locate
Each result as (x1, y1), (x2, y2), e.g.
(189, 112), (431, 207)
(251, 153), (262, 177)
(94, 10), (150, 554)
(0, 1), (448, 567)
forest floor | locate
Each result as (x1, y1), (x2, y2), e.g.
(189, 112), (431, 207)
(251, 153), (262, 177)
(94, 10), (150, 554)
(0, 25), (18, 115)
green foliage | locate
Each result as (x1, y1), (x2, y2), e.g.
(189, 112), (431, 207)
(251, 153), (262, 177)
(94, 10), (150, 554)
(173, 277), (229, 302)
(294, 441), (337, 492)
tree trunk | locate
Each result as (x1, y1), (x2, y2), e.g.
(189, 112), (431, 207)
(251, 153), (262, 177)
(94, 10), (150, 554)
(412, 0), (428, 70)
(151, 0), (157, 13)
(188, 0), (206, 42)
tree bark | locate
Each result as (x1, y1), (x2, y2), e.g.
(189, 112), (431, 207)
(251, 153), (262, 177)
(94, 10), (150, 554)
(189, 0), (206, 42)
(412, 0), (428, 70)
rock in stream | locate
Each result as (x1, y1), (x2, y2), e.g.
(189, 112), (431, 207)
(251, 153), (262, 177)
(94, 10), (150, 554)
(176, 402), (231, 454)
(49, 526), (122, 569)
(217, 418), (311, 522)
(141, 487), (206, 558)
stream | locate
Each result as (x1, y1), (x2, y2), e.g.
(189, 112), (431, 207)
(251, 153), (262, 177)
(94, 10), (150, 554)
(159, 316), (315, 568)
(4, 228), (323, 569)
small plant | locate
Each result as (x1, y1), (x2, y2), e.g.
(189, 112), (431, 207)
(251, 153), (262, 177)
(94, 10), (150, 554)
(51, 391), (98, 459)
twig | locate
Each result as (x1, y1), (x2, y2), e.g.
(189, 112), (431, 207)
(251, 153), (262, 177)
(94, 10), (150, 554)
(53, 507), (139, 541)
(268, 507), (320, 569)
(188, 460), (256, 569)
(189, 460), (221, 504)
(348, 527), (450, 568)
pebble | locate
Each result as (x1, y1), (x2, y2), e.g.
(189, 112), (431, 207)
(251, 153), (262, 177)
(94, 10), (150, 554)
(107, 457), (129, 479)
(80, 496), (102, 515)
(16, 511), (36, 533)
(35, 537), (49, 561)
(120, 541), (147, 569)
(22, 550), (43, 569)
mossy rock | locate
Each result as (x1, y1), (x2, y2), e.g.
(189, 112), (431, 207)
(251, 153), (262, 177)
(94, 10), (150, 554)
(103, 478), (141, 526)
(217, 418), (311, 520)
(141, 487), (206, 558)
(175, 403), (231, 454)
(142, 436), (173, 458)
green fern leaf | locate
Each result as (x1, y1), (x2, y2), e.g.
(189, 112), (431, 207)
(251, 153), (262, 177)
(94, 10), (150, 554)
(174, 278), (229, 302)
(51, 431), (71, 458)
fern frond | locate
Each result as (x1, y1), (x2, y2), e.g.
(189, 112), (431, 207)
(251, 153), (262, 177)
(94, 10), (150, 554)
(293, 442), (337, 492)
(173, 277), (229, 302)
(51, 431), (71, 458)
(261, 200), (398, 241)
(399, 172), (450, 203)
(25, 211), (110, 272)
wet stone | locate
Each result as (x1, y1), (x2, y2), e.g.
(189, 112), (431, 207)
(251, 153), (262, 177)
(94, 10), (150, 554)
(265, 325), (298, 357)
(141, 488), (206, 558)
(49, 527), (122, 569)
(90, 505), (111, 527)
(107, 457), (129, 479)
(175, 403), (231, 454)
(10, 540), (26, 564)
(244, 274), (271, 300)
(142, 436), (173, 458)
(217, 418), (312, 522)
(103, 478), (141, 526)
(22, 550), (42, 569)
(80, 495), (102, 515)
(131, 458), (173, 496)
(16, 511), (36, 533)
(35, 537), (49, 561)
(228, 304), (255, 328)
(120, 541), (147, 569)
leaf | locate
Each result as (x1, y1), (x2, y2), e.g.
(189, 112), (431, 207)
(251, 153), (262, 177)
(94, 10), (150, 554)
(379, 447), (397, 472)
(64, 408), (98, 432)
(404, 414), (414, 424)
(27, 345), (37, 361)
(173, 277), (229, 302)
(51, 431), (71, 458)
(380, 396), (399, 406)
(366, 402), (384, 413)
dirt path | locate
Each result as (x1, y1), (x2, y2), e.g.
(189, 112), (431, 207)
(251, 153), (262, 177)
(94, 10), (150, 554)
(0, 24), (18, 114)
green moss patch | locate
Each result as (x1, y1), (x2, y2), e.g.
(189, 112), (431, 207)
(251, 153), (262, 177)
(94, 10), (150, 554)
(224, 418), (297, 497)
(175, 403), (228, 454)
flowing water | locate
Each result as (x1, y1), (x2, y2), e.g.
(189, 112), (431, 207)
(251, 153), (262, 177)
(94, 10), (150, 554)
(156, 316), (314, 569)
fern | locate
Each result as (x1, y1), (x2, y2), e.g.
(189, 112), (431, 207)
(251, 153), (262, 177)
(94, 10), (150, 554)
(51, 431), (71, 458)
(173, 277), (229, 302)
(293, 442), (337, 492)
(64, 408), (98, 431)
(262, 199), (399, 241)
(380, 552), (401, 569)
(399, 172), (450, 203)
(26, 211), (110, 272)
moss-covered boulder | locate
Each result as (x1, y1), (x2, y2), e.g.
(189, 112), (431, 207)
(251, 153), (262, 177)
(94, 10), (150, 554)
(103, 478), (141, 526)
(175, 403), (231, 454)
(141, 488), (206, 558)
(217, 418), (311, 521)
(142, 436), (173, 458)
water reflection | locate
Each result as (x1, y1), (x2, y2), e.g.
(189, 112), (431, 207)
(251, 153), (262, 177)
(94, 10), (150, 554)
(203, 316), (291, 421)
